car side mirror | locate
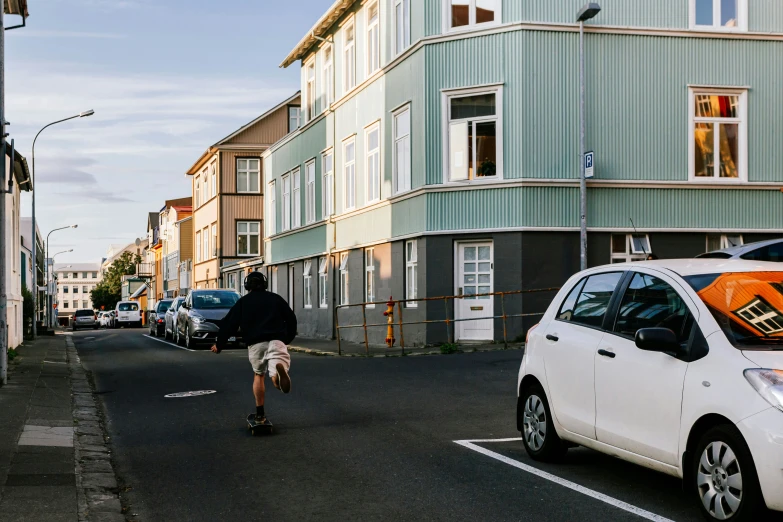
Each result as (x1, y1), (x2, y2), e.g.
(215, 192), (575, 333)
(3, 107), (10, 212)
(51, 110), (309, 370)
(635, 328), (682, 355)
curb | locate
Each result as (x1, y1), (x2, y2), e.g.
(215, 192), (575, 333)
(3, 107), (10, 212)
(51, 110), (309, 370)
(287, 344), (524, 358)
(65, 335), (126, 522)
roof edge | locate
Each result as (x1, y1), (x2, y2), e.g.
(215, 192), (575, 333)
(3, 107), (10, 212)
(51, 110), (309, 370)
(280, 0), (353, 68)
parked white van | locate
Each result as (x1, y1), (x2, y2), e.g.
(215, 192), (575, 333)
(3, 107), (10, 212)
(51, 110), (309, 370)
(114, 301), (142, 328)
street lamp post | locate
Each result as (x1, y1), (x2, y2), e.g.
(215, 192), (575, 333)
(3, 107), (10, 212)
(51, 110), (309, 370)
(45, 225), (77, 327)
(50, 260), (71, 329)
(30, 110), (94, 338)
(577, 3), (601, 271)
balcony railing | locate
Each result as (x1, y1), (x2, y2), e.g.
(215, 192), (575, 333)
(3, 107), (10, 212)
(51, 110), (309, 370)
(135, 263), (154, 278)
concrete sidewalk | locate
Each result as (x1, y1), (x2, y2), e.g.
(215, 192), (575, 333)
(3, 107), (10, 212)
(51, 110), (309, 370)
(288, 336), (524, 357)
(0, 333), (124, 522)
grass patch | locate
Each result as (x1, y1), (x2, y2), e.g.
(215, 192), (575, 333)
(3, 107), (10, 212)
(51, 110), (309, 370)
(7, 348), (18, 361)
(439, 343), (460, 354)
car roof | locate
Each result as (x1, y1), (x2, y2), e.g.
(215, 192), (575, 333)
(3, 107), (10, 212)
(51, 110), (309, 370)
(604, 258), (783, 277)
(702, 237), (783, 257)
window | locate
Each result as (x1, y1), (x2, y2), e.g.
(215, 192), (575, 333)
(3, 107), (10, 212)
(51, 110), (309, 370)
(292, 168), (301, 228)
(366, 124), (380, 203)
(92, 272), (97, 278)
(736, 297), (783, 335)
(203, 227), (210, 261)
(556, 272), (623, 329)
(303, 260), (313, 308)
(282, 174), (291, 231)
(323, 45), (334, 108)
(691, 0), (745, 30)
(367, 2), (380, 75)
(305, 160), (316, 224)
(447, 0), (499, 30)
(611, 234), (652, 263)
(706, 234), (743, 252)
(394, 106), (411, 193)
(268, 180), (277, 235)
(72, 273), (77, 279)
(394, 0), (411, 55)
(614, 273), (693, 342)
(288, 106), (301, 132)
(63, 301), (69, 309)
(343, 21), (356, 92)
(318, 257), (328, 308)
(83, 286), (88, 293)
(202, 171), (209, 201)
(63, 286), (69, 294)
(82, 272), (88, 278)
(270, 266), (279, 294)
(322, 151), (334, 218)
(305, 58), (316, 121)
(406, 240), (417, 306)
(83, 300), (89, 309)
(211, 223), (217, 258)
(344, 138), (356, 210)
(691, 90), (746, 181)
(340, 253), (349, 305)
(237, 222), (260, 256)
(447, 88), (501, 181)
(227, 273), (237, 292)
(195, 179), (201, 207)
(365, 248), (375, 306)
(211, 164), (217, 197)
(237, 158), (260, 193)
(74, 286), (79, 294)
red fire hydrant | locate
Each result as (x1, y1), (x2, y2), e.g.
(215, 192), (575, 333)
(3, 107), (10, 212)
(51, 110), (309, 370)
(383, 296), (396, 348)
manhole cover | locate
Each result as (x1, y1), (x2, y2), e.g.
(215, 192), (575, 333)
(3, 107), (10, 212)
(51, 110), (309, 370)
(164, 390), (217, 398)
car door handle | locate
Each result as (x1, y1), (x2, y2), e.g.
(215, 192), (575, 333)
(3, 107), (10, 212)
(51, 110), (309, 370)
(598, 349), (616, 359)
(546, 334), (559, 342)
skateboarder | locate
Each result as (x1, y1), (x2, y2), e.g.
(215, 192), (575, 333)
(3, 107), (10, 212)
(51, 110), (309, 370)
(211, 271), (297, 426)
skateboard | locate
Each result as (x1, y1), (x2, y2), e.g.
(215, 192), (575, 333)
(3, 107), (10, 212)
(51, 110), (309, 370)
(246, 413), (274, 435)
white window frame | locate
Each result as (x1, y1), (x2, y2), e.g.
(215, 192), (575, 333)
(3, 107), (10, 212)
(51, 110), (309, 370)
(202, 170), (209, 202)
(237, 221), (260, 257)
(292, 167), (301, 228)
(339, 253), (349, 305)
(270, 266), (278, 294)
(736, 298), (783, 335)
(706, 233), (744, 252)
(303, 260), (313, 308)
(393, 105), (411, 194)
(267, 180), (276, 235)
(443, 0), (502, 33)
(195, 231), (201, 263)
(405, 240), (417, 307)
(322, 44), (334, 108)
(322, 150), (334, 218)
(611, 233), (652, 263)
(289, 106), (301, 131)
(305, 160), (316, 225)
(364, 248), (375, 308)
(195, 178), (201, 207)
(689, 0), (747, 31)
(343, 19), (356, 93)
(443, 85), (504, 183)
(305, 57), (316, 122)
(366, 1), (380, 76)
(237, 158), (261, 193)
(318, 256), (328, 308)
(211, 223), (217, 258)
(365, 122), (381, 204)
(394, 0), (411, 56)
(203, 227), (210, 261)
(343, 137), (356, 211)
(210, 163), (217, 196)
(688, 87), (748, 182)
(282, 173), (291, 231)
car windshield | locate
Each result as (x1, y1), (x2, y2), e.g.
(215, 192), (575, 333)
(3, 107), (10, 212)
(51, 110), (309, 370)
(118, 303), (139, 312)
(685, 271), (783, 349)
(156, 300), (173, 312)
(75, 310), (94, 317)
(170, 299), (183, 311)
(192, 292), (239, 309)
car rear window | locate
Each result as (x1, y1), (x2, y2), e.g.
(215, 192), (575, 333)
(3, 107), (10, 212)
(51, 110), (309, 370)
(156, 300), (173, 312)
(75, 310), (94, 317)
(118, 303), (139, 312)
(740, 243), (783, 262)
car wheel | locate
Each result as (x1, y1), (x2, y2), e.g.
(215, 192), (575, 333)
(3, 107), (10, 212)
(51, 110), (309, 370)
(692, 425), (764, 522)
(519, 383), (567, 462)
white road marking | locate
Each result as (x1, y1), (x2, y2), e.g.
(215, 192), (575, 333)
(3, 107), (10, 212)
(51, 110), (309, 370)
(454, 438), (675, 522)
(164, 390), (217, 398)
(143, 334), (197, 352)
(43, 361), (67, 364)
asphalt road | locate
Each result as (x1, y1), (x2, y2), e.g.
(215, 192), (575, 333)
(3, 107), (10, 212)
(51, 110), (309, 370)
(72, 329), (713, 522)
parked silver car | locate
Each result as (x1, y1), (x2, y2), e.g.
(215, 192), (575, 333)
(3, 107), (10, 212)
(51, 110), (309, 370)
(164, 297), (185, 341)
(174, 290), (240, 349)
(73, 309), (98, 331)
(697, 238), (783, 261)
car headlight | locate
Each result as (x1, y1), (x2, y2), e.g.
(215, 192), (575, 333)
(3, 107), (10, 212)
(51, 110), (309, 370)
(190, 313), (205, 325)
(744, 369), (783, 412)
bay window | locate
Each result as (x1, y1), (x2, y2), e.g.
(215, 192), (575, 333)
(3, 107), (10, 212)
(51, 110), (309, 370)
(691, 89), (746, 181)
(446, 87), (502, 182)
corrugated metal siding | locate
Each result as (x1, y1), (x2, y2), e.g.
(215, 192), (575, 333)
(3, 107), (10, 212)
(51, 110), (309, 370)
(519, 0), (686, 28)
(225, 103), (293, 145)
(179, 219), (193, 261)
(750, 0), (783, 34)
(390, 194), (427, 237)
(424, 0), (441, 36)
(221, 195), (264, 257)
(267, 225), (328, 264)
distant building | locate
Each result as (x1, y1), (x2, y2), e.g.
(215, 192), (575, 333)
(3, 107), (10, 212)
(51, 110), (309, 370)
(52, 263), (102, 326)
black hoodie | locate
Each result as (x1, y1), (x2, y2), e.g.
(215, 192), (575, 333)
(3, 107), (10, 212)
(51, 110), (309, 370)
(215, 290), (297, 352)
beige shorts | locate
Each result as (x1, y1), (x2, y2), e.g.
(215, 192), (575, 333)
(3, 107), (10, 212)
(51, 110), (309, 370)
(248, 340), (291, 376)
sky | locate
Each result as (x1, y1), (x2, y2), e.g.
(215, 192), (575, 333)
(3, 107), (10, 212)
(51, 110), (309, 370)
(8, 0), (333, 264)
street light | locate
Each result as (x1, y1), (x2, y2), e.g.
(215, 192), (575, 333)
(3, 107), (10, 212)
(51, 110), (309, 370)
(44, 225), (77, 327)
(30, 110), (94, 338)
(576, 3), (601, 271)
(49, 261), (72, 329)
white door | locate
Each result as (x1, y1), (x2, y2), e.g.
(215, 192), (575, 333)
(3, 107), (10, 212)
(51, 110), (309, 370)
(455, 242), (493, 341)
(594, 271), (694, 465)
(288, 264), (294, 308)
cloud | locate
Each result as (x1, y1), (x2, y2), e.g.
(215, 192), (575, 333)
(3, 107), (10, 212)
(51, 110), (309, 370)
(36, 168), (98, 185)
(14, 30), (126, 39)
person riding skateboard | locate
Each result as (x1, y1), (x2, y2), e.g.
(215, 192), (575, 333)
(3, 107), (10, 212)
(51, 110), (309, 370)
(211, 271), (297, 426)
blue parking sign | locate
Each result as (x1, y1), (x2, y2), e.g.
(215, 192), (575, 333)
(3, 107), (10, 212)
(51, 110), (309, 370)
(584, 152), (594, 179)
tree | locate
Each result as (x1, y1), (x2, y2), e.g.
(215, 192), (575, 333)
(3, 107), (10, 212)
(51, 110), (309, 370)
(90, 252), (141, 311)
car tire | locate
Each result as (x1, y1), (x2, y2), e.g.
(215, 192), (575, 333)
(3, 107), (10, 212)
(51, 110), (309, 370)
(519, 383), (568, 462)
(692, 425), (765, 522)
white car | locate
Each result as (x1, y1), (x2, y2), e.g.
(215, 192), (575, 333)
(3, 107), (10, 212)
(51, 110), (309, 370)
(518, 259), (783, 521)
(98, 312), (111, 328)
(114, 301), (142, 328)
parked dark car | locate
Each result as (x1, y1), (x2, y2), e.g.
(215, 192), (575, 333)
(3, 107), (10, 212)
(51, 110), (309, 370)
(164, 297), (185, 341)
(696, 238), (783, 261)
(148, 299), (174, 337)
(175, 290), (241, 349)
